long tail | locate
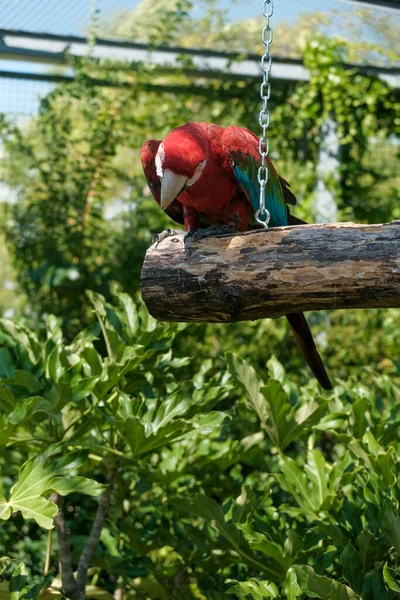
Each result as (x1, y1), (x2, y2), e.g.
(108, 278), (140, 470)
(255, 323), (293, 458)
(285, 312), (332, 390)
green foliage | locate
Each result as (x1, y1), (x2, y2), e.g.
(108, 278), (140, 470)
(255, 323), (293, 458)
(274, 36), (399, 223)
(0, 449), (105, 528)
(0, 85), (138, 337)
(0, 293), (399, 598)
(0, 292), (230, 595)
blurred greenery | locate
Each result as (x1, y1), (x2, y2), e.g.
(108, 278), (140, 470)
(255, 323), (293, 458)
(0, 0), (399, 598)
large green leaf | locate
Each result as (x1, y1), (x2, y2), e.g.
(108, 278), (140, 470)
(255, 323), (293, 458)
(116, 291), (139, 341)
(302, 566), (362, 599)
(0, 474), (8, 519)
(351, 397), (369, 439)
(276, 456), (317, 515)
(4, 370), (42, 393)
(283, 567), (303, 600)
(0, 348), (14, 378)
(140, 390), (193, 434)
(340, 544), (363, 593)
(277, 449), (347, 516)
(303, 449), (333, 510)
(53, 476), (106, 497)
(266, 356), (286, 385)
(0, 385), (16, 412)
(70, 375), (99, 401)
(8, 396), (60, 425)
(232, 485), (256, 524)
(173, 494), (285, 581)
(117, 411), (226, 457)
(45, 315), (63, 345)
(0, 454), (59, 527)
(87, 290), (124, 362)
(259, 380), (292, 449)
(317, 523), (349, 551)
(226, 579), (279, 599)
(227, 353), (326, 450)
(0, 450), (106, 529)
(9, 562), (29, 600)
(383, 563), (400, 593)
(226, 352), (267, 425)
(240, 526), (291, 570)
(361, 569), (389, 600)
(0, 320), (41, 364)
(44, 338), (64, 384)
(381, 501), (400, 553)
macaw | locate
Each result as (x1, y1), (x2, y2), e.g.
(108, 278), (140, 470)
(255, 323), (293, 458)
(141, 122), (332, 390)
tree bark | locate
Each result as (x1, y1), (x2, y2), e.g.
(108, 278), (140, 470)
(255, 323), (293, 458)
(51, 494), (84, 600)
(141, 221), (400, 323)
(76, 472), (116, 593)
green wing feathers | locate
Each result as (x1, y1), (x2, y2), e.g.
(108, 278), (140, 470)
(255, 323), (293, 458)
(222, 126), (295, 227)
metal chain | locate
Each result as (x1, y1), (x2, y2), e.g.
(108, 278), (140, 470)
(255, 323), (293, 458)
(255, 0), (273, 228)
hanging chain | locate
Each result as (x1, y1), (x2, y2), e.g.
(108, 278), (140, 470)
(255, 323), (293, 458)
(255, 0), (273, 228)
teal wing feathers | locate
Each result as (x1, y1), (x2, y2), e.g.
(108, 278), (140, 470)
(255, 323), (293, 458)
(222, 126), (296, 227)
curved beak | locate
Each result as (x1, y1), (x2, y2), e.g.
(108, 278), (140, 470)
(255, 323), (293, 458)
(160, 169), (187, 210)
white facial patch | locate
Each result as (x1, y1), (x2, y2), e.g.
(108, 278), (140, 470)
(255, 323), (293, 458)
(155, 143), (165, 178)
(187, 159), (206, 187)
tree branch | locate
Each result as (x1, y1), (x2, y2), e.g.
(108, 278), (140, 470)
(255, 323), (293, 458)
(141, 222), (400, 322)
(51, 493), (83, 600)
(76, 471), (116, 593)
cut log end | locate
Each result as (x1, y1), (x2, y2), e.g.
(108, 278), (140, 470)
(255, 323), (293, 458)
(140, 221), (400, 323)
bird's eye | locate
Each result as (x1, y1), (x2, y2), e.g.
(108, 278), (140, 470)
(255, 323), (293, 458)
(147, 183), (153, 190)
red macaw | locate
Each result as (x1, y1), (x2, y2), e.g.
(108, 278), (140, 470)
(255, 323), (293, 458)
(141, 122), (332, 390)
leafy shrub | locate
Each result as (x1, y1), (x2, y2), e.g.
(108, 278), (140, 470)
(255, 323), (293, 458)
(1, 293), (400, 598)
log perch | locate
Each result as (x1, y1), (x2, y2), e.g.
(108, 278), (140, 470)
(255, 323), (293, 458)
(140, 221), (400, 323)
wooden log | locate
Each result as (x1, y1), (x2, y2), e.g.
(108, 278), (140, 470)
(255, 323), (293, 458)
(140, 221), (400, 323)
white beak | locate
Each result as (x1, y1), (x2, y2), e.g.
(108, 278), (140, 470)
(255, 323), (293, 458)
(160, 169), (187, 210)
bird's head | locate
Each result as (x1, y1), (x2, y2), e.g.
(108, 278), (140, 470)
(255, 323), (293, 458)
(155, 123), (207, 210)
(141, 140), (161, 201)
(141, 139), (160, 165)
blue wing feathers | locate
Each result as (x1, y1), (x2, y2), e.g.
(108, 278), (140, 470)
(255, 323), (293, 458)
(233, 162), (288, 227)
(222, 126), (291, 227)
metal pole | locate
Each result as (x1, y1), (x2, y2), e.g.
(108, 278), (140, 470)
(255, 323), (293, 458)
(314, 118), (340, 224)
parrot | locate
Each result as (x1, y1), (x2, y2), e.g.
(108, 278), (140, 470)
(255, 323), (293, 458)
(141, 122), (332, 390)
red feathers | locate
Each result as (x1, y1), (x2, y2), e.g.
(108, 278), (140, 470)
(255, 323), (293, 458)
(158, 122), (209, 179)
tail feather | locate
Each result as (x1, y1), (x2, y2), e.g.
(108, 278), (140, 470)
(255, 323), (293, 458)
(285, 312), (332, 391)
(287, 214), (307, 226)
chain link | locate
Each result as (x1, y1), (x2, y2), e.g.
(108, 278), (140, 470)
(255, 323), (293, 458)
(255, 0), (273, 228)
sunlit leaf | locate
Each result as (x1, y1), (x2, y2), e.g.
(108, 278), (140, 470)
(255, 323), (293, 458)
(227, 578), (279, 599)
(9, 562), (29, 600)
(226, 352), (267, 425)
(383, 563), (400, 593)
(302, 566), (362, 599)
(0, 450), (105, 529)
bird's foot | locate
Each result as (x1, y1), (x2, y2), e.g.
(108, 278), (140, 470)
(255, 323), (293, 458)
(184, 224), (235, 243)
(152, 229), (183, 246)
